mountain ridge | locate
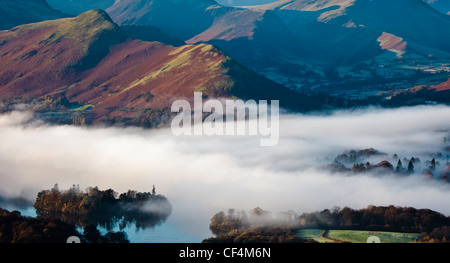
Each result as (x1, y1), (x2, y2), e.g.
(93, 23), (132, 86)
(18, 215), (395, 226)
(0, 10), (319, 126)
(0, 0), (69, 30)
(107, 0), (220, 40)
(425, 0), (450, 15)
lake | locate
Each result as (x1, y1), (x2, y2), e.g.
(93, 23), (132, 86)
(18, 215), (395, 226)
(0, 203), (207, 243)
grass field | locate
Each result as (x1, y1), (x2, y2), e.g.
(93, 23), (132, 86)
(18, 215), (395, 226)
(328, 230), (420, 243)
(297, 229), (421, 243)
(296, 229), (333, 243)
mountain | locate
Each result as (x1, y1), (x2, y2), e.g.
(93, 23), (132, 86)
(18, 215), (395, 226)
(425, 0), (450, 15)
(0, 0), (68, 30)
(107, 0), (309, 75)
(47, 0), (115, 15)
(106, 0), (450, 96)
(261, 0), (450, 63)
(107, 0), (450, 64)
(120, 25), (186, 47)
(0, 10), (318, 127)
(107, 0), (220, 40)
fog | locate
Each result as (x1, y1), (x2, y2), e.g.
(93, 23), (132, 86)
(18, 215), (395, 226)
(0, 105), (450, 240)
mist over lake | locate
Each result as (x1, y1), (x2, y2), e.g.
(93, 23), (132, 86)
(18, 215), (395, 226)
(0, 105), (450, 241)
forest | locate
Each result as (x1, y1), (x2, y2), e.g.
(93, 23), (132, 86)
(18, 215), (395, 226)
(34, 184), (172, 230)
(0, 184), (172, 243)
(328, 147), (450, 181)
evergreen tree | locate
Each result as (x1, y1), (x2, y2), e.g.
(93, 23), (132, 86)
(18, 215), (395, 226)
(407, 160), (415, 174)
(431, 158), (436, 170)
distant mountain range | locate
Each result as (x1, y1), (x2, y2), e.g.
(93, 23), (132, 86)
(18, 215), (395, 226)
(104, 0), (450, 94)
(218, 0), (450, 13)
(47, 0), (115, 15)
(0, 0), (68, 30)
(107, 0), (219, 40)
(0, 9), (317, 126)
(425, 0), (450, 14)
(0, 0), (449, 126)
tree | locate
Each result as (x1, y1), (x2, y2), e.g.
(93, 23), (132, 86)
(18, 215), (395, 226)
(51, 183), (59, 193)
(331, 206), (341, 215)
(430, 158), (436, 170)
(407, 160), (415, 174)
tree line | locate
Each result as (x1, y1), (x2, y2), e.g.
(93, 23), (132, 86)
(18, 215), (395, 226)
(205, 207), (312, 243)
(34, 184), (172, 230)
(206, 205), (450, 243)
(298, 205), (450, 234)
(0, 208), (128, 243)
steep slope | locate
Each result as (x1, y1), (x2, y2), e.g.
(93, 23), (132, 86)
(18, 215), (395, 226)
(107, 0), (220, 40)
(114, 0), (450, 74)
(261, 0), (356, 22)
(431, 79), (450, 92)
(185, 0), (450, 93)
(187, 7), (311, 73)
(107, 0), (305, 65)
(425, 0), (450, 15)
(47, 0), (115, 15)
(340, 0), (450, 55)
(102, 0), (450, 97)
(0, 9), (126, 96)
(0, 0), (68, 30)
(0, 10), (318, 126)
(258, 0), (450, 63)
(379, 81), (450, 106)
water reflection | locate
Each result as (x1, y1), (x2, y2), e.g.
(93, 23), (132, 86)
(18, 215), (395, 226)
(0, 186), (189, 243)
(0, 202), (198, 243)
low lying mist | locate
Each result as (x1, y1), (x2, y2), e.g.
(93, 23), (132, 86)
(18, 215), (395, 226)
(0, 105), (449, 239)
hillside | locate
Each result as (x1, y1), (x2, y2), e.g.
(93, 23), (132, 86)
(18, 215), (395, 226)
(107, 0), (220, 40)
(111, 0), (450, 66)
(106, 0), (450, 98)
(0, 0), (68, 30)
(249, 0), (450, 63)
(0, 10), (318, 127)
(425, 0), (450, 15)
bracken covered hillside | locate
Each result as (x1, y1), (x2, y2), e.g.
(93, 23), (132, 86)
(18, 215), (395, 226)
(0, 9), (320, 127)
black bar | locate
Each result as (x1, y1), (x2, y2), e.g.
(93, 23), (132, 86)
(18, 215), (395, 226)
(3, 243), (448, 262)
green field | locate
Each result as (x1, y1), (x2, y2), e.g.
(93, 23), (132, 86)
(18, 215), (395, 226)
(297, 229), (421, 243)
(296, 229), (333, 243)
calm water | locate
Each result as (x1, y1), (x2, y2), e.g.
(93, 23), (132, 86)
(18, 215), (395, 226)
(1, 204), (203, 243)
(98, 219), (200, 243)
